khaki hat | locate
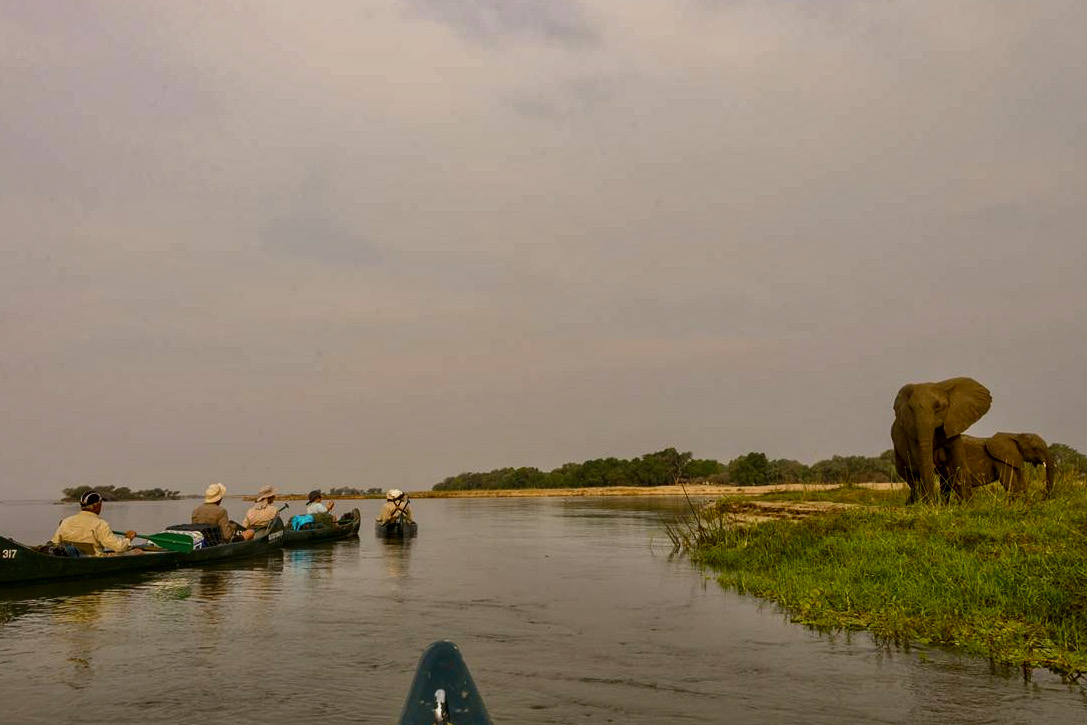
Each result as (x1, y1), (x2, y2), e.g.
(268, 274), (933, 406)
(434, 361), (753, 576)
(204, 482), (226, 504)
(255, 485), (277, 502)
(386, 489), (404, 501)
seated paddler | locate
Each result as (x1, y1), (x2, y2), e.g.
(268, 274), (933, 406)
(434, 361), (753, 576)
(191, 482), (252, 543)
(241, 486), (280, 531)
(306, 489), (336, 527)
(51, 490), (138, 557)
(376, 489), (413, 526)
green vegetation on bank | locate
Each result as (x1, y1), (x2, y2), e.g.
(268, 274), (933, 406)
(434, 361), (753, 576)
(671, 473), (1087, 679)
(62, 485), (181, 502)
(432, 442), (1087, 491)
(432, 447), (899, 491)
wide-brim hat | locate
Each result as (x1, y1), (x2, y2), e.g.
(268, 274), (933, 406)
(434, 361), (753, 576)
(307, 489), (322, 504)
(386, 488), (404, 501)
(255, 485), (277, 502)
(204, 482), (226, 503)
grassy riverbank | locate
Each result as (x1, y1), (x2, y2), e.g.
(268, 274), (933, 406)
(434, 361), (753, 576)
(673, 478), (1087, 680)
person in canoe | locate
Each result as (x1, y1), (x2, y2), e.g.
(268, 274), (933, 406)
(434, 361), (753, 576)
(306, 489), (335, 515)
(191, 482), (253, 543)
(241, 486), (280, 530)
(305, 489), (336, 527)
(50, 490), (139, 557)
(376, 489), (413, 526)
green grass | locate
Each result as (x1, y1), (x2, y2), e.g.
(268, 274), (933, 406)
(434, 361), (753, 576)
(676, 473), (1087, 680)
(755, 482), (905, 507)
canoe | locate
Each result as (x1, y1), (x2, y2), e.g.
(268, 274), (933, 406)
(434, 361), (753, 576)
(398, 640), (493, 725)
(375, 519), (418, 538)
(0, 517), (286, 586)
(282, 508), (361, 546)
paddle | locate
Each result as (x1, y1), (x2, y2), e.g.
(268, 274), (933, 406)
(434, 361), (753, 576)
(114, 530), (195, 553)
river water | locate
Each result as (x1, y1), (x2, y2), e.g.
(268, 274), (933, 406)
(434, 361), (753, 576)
(0, 496), (1083, 724)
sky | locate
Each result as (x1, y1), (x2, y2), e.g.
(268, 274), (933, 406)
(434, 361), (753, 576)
(2, 1), (1085, 499)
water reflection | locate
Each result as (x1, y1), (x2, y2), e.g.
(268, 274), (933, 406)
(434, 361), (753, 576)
(379, 537), (413, 578)
(52, 591), (118, 688)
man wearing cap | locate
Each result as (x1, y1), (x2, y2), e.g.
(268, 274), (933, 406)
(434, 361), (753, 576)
(376, 489), (413, 526)
(241, 486), (279, 529)
(305, 489), (336, 528)
(50, 491), (137, 557)
(306, 490), (335, 516)
(191, 482), (243, 544)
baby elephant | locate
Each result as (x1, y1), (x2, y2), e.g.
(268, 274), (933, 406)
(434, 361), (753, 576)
(936, 432), (1054, 498)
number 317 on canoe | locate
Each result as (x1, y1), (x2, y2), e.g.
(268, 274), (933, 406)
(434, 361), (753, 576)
(1, 549), (16, 559)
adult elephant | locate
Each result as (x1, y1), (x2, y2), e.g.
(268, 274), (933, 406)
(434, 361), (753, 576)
(891, 377), (992, 503)
(936, 432), (1054, 498)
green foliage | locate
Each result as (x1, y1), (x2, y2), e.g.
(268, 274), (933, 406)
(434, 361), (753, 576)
(810, 454), (895, 484)
(327, 486), (382, 496)
(728, 452), (771, 485)
(432, 443), (1084, 493)
(684, 483), (1087, 678)
(1051, 443), (1087, 477)
(757, 483), (904, 507)
(62, 485), (181, 502)
(433, 448), (711, 491)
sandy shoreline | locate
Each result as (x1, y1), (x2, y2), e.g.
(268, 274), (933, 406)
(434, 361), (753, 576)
(400, 482), (905, 499)
(92, 482), (905, 504)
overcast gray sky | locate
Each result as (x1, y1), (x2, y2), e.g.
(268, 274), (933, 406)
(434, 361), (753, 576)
(2, 1), (1084, 499)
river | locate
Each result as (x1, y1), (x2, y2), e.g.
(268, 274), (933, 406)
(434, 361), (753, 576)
(0, 496), (1083, 724)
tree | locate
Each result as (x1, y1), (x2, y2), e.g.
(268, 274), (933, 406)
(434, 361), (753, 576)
(769, 459), (810, 483)
(686, 458), (726, 479)
(729, 452), (771, 486)
(1050, 443), (1087, 476)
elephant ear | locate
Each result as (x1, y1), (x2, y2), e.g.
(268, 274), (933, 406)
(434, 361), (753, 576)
(893, 384), (915, 417)
(997, 431), (1049, 463)
(937, 377), (992, 437)
(985, 434), (1022, 469)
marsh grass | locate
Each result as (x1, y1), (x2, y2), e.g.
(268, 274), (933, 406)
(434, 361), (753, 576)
(756, 482), (904, 507)
(679, 472), (1087, 680)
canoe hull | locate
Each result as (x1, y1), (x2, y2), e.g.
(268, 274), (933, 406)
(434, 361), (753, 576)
(282, 508), (362, 546)
(375, 519), (418, 538)
(398, 641), (493, 725)
(0, 518), (285, 586)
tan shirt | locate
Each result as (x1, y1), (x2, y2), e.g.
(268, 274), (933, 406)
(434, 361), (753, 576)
(191, 502), (236, 543)
(241, 501), (277, 529)
(51, 510), (132, 557)
(376, 501), (413, 525)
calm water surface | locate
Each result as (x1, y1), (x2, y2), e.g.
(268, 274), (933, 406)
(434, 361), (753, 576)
(0, 497), (1083, 724)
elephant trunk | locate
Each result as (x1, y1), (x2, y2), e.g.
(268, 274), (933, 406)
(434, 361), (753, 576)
(916, 427), (937, 503)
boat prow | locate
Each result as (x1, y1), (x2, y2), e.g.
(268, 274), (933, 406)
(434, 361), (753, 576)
(398, 640), (493, 725)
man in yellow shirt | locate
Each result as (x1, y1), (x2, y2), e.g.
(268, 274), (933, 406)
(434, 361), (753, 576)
(51, 491), (137, 557)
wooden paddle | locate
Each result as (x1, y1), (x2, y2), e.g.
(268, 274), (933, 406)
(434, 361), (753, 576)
(113, 530), (195, 553)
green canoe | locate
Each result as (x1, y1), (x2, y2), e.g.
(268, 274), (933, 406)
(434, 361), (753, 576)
(0, 517), (286, 586)
(282, 508), (362, 546)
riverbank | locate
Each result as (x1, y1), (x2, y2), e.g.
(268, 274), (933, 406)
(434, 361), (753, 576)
(408, 482), (904, 499)
(226, 482), (904, 503)
(679, 481), (1087, 681)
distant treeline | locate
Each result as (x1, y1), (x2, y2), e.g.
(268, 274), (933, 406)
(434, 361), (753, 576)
(62, 485), (182, 502)
(433, 443), (1087, 491)
(327, 486), (384, 496)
